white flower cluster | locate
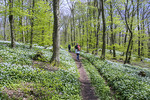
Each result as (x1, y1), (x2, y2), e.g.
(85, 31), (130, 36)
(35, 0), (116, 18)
(60, 49), (79, 78)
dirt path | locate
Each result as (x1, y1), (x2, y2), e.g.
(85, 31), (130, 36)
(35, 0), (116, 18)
(70, 52), (98, 100)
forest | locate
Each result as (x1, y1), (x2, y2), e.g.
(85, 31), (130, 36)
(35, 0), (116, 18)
(0, 0), (150, 100)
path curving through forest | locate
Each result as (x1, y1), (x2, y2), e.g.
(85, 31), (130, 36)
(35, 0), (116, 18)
(70, 52), (98, 100)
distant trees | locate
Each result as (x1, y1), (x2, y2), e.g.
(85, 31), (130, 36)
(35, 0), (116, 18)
(0, 0), (150, 64)
(60, 0), (150, 63)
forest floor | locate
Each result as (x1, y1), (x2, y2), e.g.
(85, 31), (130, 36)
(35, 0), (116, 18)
(70, 52), (98, 100)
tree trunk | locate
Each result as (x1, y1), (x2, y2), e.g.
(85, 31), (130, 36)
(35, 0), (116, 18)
(86, 20), (89, 53)
(119, 33), (121, 45)
(26, 17), (29, 43)
(89, 1), (92, 52)
(22, 0), (25, 43)
(72, 9), (75, 45)
(141, 22), (144, 60)
(50, 0), (60, 65)
(82, 17), (85, 47)
(127, 0), (135, 63)
(30, 0), (34, 49)
(101, 0), (106, 60)
(124, 0), (135, 64)
(141, 5), (145, 60)
(19, 0), (25, 43)
(70, 18), (73, 46)
(148, 24), (150, 57)
(42, 27), (45, 46)
(86, 2), (89, 53)
(110, 1), (116, 58)
(9, 0), (15, 48)
(137, 0), (141, 58)
(79, 17), (82, 45)
(96, 7), (101, 55)
(4, 0), (7, 41)
(64, 24), (68, 45)
(123, 27), (128, 56)
(123, 8), (130, 56)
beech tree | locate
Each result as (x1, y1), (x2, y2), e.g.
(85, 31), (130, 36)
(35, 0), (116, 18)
(50, 0), (60, 64)
(30, 0), (34, 49)
(3, 0), (7, 41)
(9, 0), (16, 48)
(101, 0), (106, 60)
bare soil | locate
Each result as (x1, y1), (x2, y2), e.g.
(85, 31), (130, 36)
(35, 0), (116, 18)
(70, 53), (98, 100)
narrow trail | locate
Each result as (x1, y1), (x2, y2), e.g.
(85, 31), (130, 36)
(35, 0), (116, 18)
(86, 58), (117, 100)
(70, 52), (98, 100)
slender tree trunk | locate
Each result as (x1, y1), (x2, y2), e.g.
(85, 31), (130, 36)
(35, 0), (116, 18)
(141, 6), (145, 60)
(79, 17), (82, 45)
(50, 0), (60, 64)
(127, 0), (135, 63)
(101, 0), (106, 60)
(19, 0), (25, 43)
(22, 0), (25, 43)
(107, 31), (109, 47)
(128, 40), (133, 62)
(123, 27), (128, 56)
(72, 9), (75, 45)
(122, 8), (130, 56)
(68, 25), (70, 45)
(89, 2), (92, 52)
(26, 17), (29, 43)
(42, 27), (44, 45)
(137, 0), (141, 58)
(86, 20), (89, 53)
(148, 24), (150, 57)
(70, 19), (73, 46)
(9, 0), (15, 48)
(64, 24), (68, 45)
(82, 17), (85, 47)
(119, 33), (121, 45)
(110, 1), (116, 58)
(86, 3), (89, 53)
(91, 0), (97, 54)
(30, 0), (34, 49)
(96, 7), (101, 55)
(124, 0), (134, 64)
(4, 0), (7, 41)
(141, 22), (144, 60)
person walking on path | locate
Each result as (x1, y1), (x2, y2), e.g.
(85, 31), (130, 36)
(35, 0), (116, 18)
(68, 44), (71, 52)
(75, 43), (81, 61)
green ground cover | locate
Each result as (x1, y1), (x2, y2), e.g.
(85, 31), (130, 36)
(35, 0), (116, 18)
(0, 41), (81, 100)
(81, 59), (112, 100)
(81, 52), (150, 100)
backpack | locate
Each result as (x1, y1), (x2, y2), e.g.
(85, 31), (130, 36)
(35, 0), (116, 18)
(77, 45), (81, 51)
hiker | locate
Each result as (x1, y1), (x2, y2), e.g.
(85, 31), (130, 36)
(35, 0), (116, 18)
(68, 44), (71, 52)
(75, 43), (81, 61)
